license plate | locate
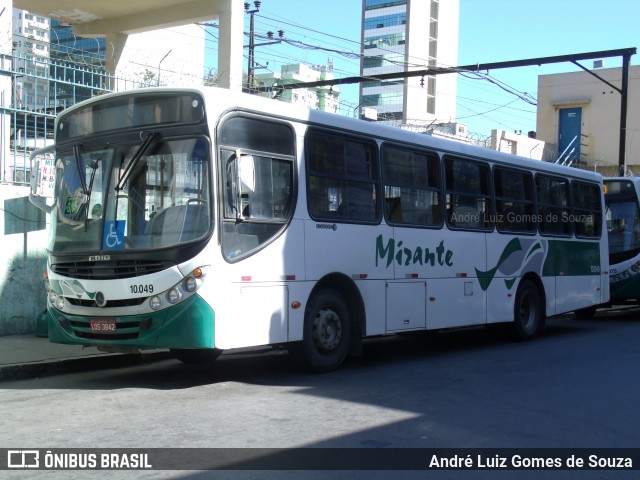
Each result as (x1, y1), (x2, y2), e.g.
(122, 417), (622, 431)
(90, 319), (117, 334)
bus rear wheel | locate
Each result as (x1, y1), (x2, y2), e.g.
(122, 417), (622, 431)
(291, 289), (352, 373)
(512, 279), (544, 341)
(171, 348), (223, 364)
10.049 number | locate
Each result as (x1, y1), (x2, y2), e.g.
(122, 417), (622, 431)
(130, 284), (154, 294)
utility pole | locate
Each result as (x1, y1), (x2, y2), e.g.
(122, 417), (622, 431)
(618, 51), (632, 176)
(244, 1), (284, 93)
(244, 1), (260, 91)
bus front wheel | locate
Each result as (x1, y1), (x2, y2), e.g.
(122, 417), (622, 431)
(291, 289), (352, 373)
(512, 280), (544, 341)
(171, 348), (223, 364)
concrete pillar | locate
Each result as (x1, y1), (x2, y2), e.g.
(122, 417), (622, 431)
(105, 32), (128, 84)
(217, 0), (243, 91)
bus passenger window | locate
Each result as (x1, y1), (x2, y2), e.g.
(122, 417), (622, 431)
(494, 167), (535, 233)
(382, 145), (441, 227)
(573, 181), (602, 238)
(444, 156), (492, 231)
(306, 129), (380, 224)
(536, 174), (571, 236)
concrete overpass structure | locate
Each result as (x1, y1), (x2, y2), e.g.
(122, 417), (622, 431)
(13, 0), (244, 90)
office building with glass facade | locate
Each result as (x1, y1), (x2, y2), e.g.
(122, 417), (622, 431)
(360, 0), (458, 129)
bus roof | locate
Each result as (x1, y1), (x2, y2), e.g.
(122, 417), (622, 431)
(58, 85), (602, 184)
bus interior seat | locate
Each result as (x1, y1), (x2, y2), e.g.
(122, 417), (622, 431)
(180, 203), (209, 241)
(431, 204), (441, 224)
(148, 206), (185, 247)
(386, 197), (402, 222)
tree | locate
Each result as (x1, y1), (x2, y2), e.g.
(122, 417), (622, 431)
(141, 69), (156, 87)
(203, 68), (218, 86)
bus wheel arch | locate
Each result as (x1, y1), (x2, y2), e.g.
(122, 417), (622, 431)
(291, 273), (364, 372)
(512, 274), (546, 341)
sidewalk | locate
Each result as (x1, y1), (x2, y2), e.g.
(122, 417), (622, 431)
(0, 333), (172, 382)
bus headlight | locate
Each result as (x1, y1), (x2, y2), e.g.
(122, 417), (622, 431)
(144, 266), (207, 312)
(149, 296), (161, 310)
(48, 291), (57, 304)
(166, 288), (181, 304)
(183, 277), (198, 293)
(55, 296), (65, 309)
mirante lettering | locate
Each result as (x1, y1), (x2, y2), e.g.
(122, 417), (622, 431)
(375, 234), (454, 268)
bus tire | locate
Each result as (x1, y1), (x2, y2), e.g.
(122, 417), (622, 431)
(291, 289), (352, 373)
(171, 348), (223, 364)
(512, 279), (544, 341)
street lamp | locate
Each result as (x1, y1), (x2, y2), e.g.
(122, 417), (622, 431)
(157, 49), (172, 86)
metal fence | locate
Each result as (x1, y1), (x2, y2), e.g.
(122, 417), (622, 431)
(0, 52), (152, 185)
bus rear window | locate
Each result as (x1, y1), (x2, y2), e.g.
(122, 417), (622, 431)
(573, 181), (602, 238)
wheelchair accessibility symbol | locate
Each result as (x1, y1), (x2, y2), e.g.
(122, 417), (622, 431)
(103, 220), (125, 250)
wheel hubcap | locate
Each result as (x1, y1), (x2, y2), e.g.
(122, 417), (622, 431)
(313, 307), (342, 352)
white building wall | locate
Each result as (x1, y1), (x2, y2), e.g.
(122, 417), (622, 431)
(115, 24), (205, 89)
(490, 129), (546, 160)
(255, 62), (340, 113)
(404, 0), (430, 122)
(433, 0), (458, 122)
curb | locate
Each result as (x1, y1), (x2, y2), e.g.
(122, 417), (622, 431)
(0, 351), (174, 382)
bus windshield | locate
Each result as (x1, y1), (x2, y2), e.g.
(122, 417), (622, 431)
(51, 137), (211, 253)
(606, 199), (640, 255)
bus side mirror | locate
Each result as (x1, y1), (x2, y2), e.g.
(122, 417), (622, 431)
(28, 145), (54, 214)
(239, 155), (255, 193)
(235, 153), (255, 221)
(29, 159), (40, 195)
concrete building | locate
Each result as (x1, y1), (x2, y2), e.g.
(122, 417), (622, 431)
(359, 0), (459, 129)
(11, 8), (49, 109)
(536, 65), (640, 176)
(255, 62), (340, 114)
(49, 19), (107, 106)
(489, 129), (546, 161)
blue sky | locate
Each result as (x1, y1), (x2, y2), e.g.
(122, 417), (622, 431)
(206, 0), (639, 136)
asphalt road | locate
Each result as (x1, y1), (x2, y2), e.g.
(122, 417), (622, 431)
(2, 309), (640, 480)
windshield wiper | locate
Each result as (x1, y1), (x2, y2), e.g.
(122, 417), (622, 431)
(115, 131), (159, 191)
(73, 144), (88, 196)
(84, 160), (100, 232)
(72, 143), (95, 231)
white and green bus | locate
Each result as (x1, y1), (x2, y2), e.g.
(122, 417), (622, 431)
(29, 87), (609, 372)
(604, 176), (640, 305)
